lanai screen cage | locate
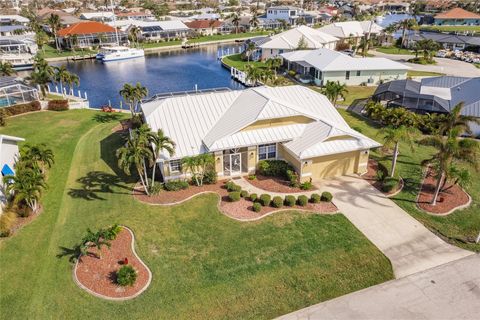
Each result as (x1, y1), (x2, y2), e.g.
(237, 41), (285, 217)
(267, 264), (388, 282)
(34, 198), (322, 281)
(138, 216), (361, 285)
(0, 77), (39, 108)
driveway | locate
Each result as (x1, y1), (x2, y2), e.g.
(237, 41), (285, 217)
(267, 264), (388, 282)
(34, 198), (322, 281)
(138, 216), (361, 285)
(316, 175), (473, 278)
(277, 254), (480, 320)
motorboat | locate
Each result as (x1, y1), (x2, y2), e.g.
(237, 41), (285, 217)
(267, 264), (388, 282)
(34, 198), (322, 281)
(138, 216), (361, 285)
(96, 46), (144, 62)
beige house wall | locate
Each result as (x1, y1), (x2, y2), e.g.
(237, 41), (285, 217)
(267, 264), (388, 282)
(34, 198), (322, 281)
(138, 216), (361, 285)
(247, 146), (257, 174)
(320, 69), (407, 86)
(242, 116), (314, 131)
(277, 144), (302, 174)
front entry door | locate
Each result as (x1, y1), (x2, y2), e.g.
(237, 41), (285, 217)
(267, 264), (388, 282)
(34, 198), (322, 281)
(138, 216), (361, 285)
(229, 153), (241, 176)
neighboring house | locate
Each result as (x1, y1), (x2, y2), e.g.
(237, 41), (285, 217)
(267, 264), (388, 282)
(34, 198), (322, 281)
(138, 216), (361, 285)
(185, 19), (223, 36)
(141, 85), (380, 182)
(57, 21), (127, 49)
(281, 48), (409, 86)
(373, 76), (480, 137)
(0, 15), (30, 25)
(0, 134), (24, 214)
(0, 25), (29, 36)
(37, 9), (82, 27)
(123, 20), (191, 40)
(259, 25), (338, 60)
(407, 32), (480, 52)
(80, 12), (116, 22)
(116, 11), (156, 21)
(0, 76), (39, 107)
(0, 36), (37, 54)
(434, 8), (480, 26)
(265, 6), (306, 25)
(318, 21), (383, 44)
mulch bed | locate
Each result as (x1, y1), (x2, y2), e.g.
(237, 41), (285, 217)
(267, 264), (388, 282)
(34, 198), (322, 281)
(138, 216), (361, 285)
(74, 228), (150, 299)
(133, 181), (337, 221)
(246, 175), (317, 193)
(362, 159), (402, 196)
(417, 167), (470, 215)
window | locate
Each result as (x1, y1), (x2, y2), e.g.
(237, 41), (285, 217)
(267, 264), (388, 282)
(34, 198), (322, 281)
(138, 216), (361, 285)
(356, 70), (361, 76)
(169, 159), (182, 173)
(346, 71), (350, 80)
(258, 143), (276, 160)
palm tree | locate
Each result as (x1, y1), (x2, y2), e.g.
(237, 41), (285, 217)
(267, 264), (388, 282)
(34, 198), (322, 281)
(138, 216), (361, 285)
(419, 130), (479, 205)
(3, 166), (46, 212)
(149, 129), (175, 187)
(230, 11), (241, 34)
(415, 39), (440, 62)
(47, 14), (61, 50)
(119, 82), (148, 116)
(245, 64), (262, 85)
(66, 72), (80, 95)
(29, 55), (55, 98)
(265, 57), (282, 78)
(35, 30), (50, 54)
(249, 8), (259, 31)
(0, 62), (15, 76)
(244, 42), (256, 62)
(378, 126), (418, 177)
(438, 102), (480, 137)
(54, 65), (71, 96)
(322, 81), (348, 107)
(393, 18), (418, 48)
(20, 143), (55, 174)
(128, 26), (141, 47)
(181, 154), (214, 186)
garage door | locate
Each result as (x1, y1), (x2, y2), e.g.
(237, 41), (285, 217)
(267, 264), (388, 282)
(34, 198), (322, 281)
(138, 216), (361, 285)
(306, 152), (358, 180)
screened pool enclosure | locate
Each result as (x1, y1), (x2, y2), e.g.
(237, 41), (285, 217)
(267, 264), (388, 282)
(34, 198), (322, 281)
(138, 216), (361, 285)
(0, 76), (39, 108)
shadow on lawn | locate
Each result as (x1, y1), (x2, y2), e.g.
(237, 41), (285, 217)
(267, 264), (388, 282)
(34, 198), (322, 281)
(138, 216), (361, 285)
(92, 112), (123, 123)
(57, 245), (83, 263)
(68, 171), (132, 200)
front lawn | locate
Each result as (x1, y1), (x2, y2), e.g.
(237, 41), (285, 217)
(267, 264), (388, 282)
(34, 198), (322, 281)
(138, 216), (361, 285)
(339, 109), (480, 252)
(376, 46), (414, 55)
(419, 25), (480, 35)
(222, 53), (266, 71)
(0, 110), (393, 319)
(407, 70), (445, 77)
(42, 44), (96, 59)
(312, 86), (377, 107)
(188, 31), (269, 43)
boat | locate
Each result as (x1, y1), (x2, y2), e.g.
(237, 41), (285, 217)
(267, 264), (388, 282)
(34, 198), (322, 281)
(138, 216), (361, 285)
(96, 46), (144, 62)
(0, 53), (34, 71)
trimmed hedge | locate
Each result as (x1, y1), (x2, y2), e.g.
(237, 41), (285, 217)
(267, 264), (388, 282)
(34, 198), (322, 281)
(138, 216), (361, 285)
(284, 195), (296, 207)
(164, 180), (189, 191)
(252, 202), (262, 212)
(272, 196), (283, 208)
(310, 193), (321, 203)
(240, 190), (249, 198)
(321, 192), (333, 202)
(259, 194), (271, 207)
(229, 191), (241, 202)
(257, 160), (294, 179)
(226, 181), (241, 192)
(2, 101), (41, 117)
(297, 195), (308, 206)
(47, 99), (69, 111)
(250, 193), (257, 202)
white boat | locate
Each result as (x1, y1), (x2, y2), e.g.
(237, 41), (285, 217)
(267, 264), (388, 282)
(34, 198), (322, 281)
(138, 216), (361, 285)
(0, 53), (34, 71)
(96, 46), (145, 62)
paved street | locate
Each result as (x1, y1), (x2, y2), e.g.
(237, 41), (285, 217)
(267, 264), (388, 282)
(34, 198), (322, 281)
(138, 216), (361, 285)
(278, 254), (480, 320)
(316, 176), (473, 278)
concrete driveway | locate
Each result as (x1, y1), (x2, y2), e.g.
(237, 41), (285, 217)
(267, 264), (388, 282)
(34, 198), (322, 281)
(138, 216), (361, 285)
(316, 175), (473, 278)
(277, 254), (480, 320)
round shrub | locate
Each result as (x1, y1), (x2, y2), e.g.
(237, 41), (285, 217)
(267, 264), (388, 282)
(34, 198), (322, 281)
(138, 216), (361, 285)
(284, 195), (296, 207)
(203, 169), (217, 185)
(272, 196), (283, 208)
(259, 194), (271, 207)
(297, 195), (308, 206)
(310, 193), (321, 203)
(252, 202), (262, 212)
(250, 193), (257, 202)
(240, 190), (249, 198)
(228, 191), (241, 202)
(381, 177), (398, 193)
(226, 182), (242, 192)
(321, 191), (333, 202)
(116, 265), (137, 286)
(164, 180), (189, 191)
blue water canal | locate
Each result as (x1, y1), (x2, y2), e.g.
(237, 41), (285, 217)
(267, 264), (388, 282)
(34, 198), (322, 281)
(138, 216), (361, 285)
(53, 43), (245, 108)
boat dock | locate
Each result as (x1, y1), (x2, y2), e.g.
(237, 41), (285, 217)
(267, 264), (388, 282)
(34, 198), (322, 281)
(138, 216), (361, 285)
(69, 54), (97, 61)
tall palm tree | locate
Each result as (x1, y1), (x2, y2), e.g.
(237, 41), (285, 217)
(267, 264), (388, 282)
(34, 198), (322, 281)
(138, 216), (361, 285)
(67, 72), (80, 95)
(322, 81), (348, 107)
(3, 166), (46, 212)
(149, 129), (175, 187)
(128, 26), (141, 47)
(415, 39), (440, 61)
(20, 143), (55, 173)
(245, 64), (262, 85)
(54, 65), (71, 96)
(119, 82), (148, 116)
(29, 55), (55, 98)
(249, 8), (259, 31)
(47, 14), (61, 50)
(35, 30), (50, 54)
(0, 62), (15, 76)
(393, 18), (418, 48)
(378, 126), (418, 177)
(230, 11), (240, 34)
(265, 57), (282, 77)
(438, 102), (480, 136)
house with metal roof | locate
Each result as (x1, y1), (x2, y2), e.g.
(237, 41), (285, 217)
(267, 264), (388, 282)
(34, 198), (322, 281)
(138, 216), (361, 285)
(0, 134), (24, 213)
(434, 8), (480, 26)
(373, 76), (480, 137)
(317, 21), (383, 41)
(258, 26), (339, 60)
(406, 32), (480, 52)
(141, 85), (380, 182)
(111, 20), (191, 40)
(281, 48), (409, 86)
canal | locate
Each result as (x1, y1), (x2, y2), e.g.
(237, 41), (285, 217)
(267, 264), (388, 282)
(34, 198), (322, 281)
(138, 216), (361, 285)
(53, 43), (245, 108)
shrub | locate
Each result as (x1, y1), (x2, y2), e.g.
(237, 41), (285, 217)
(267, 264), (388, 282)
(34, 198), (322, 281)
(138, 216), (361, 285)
(102, 224), (122, 240)
(300, 180), (313, 190)
(375, 170), (386, 182)
(228, 191), (241, 202)
(116, 265), (137, 286)
(252, 202), (262, 212)
(203, 168), (217, 185)
(240, 190), (249, 198)
(259, 194), (271, 207)
(284, 195), (296, 207)
(272, 196), (283, 208)
(0, 211), (17, 237)
(2, 101), (41, 117)
(226, 182), (241, 192)
(16, 206), (31, 218)
(163, 180), (189, 191)
(0, 109), (5, 126)
(310, 193), (321, 203)
(297, 195), (308, 206)
(248, 174), (256, 180)
(288, 70), (296, 77)
(321, 192), (333, 202)
(286, 169), (299, 188)
(249, 193), (257, 201)
(381, 177), (398, 193)
(257, 160), (294, 179)
(131, 114), (143, 129)
(47, 99), (69, 111)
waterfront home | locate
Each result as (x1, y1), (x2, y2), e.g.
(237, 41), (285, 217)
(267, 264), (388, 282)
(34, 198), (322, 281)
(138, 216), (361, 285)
(281, 48), (408, 86)
(80, 12), (116, 22)
(259, 26), (338, 60)
(0, 36), (37, 54)
(57, 21), (128, 49)
(0, 25), (30, 37)
(113, 20), (191, 41)
(115, 11), (156, 21)
(266, 6), (307, 26)
(0, 76), (39, 107)
(0, 134), (24, 214)
(141, 85), (380, 182)
(407, 32), (480, 52)
(373, 76), (480, 137)
(434, 8), (480, 26)
(318, 21), (383, 44)
(185, 19), (224, 36)
(37, 9), (82, 27)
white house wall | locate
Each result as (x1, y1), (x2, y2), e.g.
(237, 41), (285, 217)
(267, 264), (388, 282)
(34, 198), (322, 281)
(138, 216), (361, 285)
(319, 69), (407, 86)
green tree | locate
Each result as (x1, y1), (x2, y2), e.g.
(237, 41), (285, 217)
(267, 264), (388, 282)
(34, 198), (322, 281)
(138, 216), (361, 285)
(230, 11), (241, 34)
(437, 102), (480, 136)
(414, 39), (440, 62)
(3, 166), (46, 212)
(20, 143), (55, 174)
(53, 65), (71, 96)
(322, 81), (348, 106)
(46, 14), (61, 50)
(119, 82), (148, 116)
(378, 126), (418, 177)
(29, 55), (55, 98)
(0, 61), (15, 76)
(35, 30), (50, 54)
(393, 18), (418, 48)
(128, 26), (141, 47)
(296, 36), (309, 50)
(149, 128), (175, 188)
(249, 7), (259, 30)
(181, 154), (215, 186)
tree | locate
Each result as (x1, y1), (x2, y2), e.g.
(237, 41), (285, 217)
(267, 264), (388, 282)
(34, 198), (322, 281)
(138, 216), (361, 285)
(378, 126), (418, 177)
(128, 26), (141, 47)
(181, 154), (215, 186)
(20, 143), (55, 174)
(437, 102), (480, 136)
(29, 55), (55, 98)
(265, 57), (282, 78)
(3, 166), (46, 212)
(249, 7), (259, 30)
(119, 82), (148, 116)
(414, 39), (440, 62)
(46, 14), (61, 50)
(245, 64), (262, 85)
(35, 30), (50, 54)
(54, 65), (70, 96)
(0, 62), (15, 76)
(419, 130), (479, 205)
(322, 81), (348, 106)
(296, 36), (309, 50)
(244, 42), (256, 62)
(230, 11), (241, 34)
(149, 129), (175, 188)
(393, 18), (418, 48)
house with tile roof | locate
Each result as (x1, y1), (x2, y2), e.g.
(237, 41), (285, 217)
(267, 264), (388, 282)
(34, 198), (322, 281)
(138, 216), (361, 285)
(434, 8), (480, 26)
(56, 21), (127, 49)
(141, 85), (380, 182)
(185, 19), (224, 36)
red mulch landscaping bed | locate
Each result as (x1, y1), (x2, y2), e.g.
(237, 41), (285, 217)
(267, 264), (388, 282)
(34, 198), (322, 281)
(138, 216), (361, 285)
(246, 175), (317, 193)
(75, 228), (150, 299)
(417, 167), (470, 215)
(134, 181), (337, 221)
(362, 159), (402, 196)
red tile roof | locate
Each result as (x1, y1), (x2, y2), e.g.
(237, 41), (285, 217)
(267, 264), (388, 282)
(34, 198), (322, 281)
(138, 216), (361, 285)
(435, 8), (480, 19)
(58, 21), (116, 36)
(185, 19), (222, 29)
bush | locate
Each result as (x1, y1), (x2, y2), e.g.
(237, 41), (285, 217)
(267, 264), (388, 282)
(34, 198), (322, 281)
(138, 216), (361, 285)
(0, 211), (17, 237)
(297, 195), (308, 206)
(250, 193), (257, 201)
(228, 191), (241, 202)
(272, 196), (283, 208)
(203, 168), (217, 185)
(286, 170), (299, 188)
(16, 205), (31, 218)
(226, 181), (241, 192)
(116, 265), (137, 286)
(381, 177), (398, 193)
(310, 193), (321, 203)
(248, 174), (256, 180)
(288, 70), (296, 77)
(259, 194), (271, 207)
(163, 180), (189, 191)
(321, 192), (333, 202)
(300, 180), (313, 190)
(240, 190), (249, 198)
(252, 202), (262, 212)
(284, 195), (296, 207)
(47, 99), (69, 111)
(2, 101), (41, 117)
(0, 109), (6, 126)
(258, 160), (294, 179)
(131, 114), (143, 129)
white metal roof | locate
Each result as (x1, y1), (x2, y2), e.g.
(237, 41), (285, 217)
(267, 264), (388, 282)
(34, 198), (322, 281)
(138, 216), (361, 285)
(318, 21), (383, 38)
(80, 12), (115, 20)
(108, 19), (189, 30)
(281, 48), (410, 71)
(0, 15), (29, 23)
(142, 85), (380, 161)
(260, 26), (338, 50)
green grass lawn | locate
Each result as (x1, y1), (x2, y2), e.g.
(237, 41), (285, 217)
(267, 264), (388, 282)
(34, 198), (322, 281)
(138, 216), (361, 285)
(188, 31), (269, 44)
(222, 53), (267, 71)
(338, 110), (480, 252)
(311, 86), (377, 107)
(42, 45), (96, 59)
(407, 70), (445, 77)
(376, 47), (414, 55)
(0, 110), (393, 319)
(419, 25), (480, 35)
